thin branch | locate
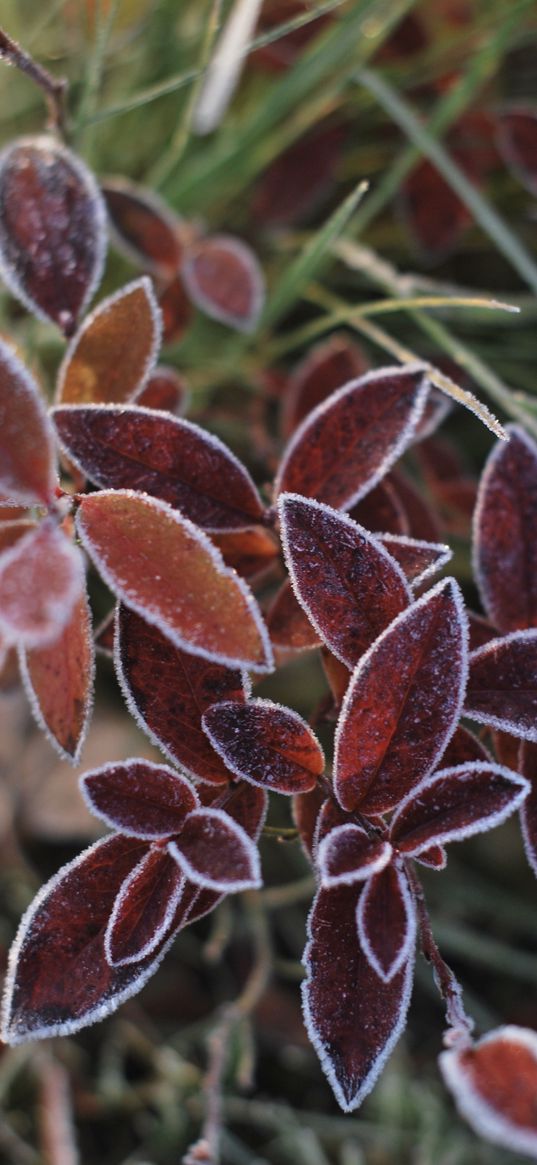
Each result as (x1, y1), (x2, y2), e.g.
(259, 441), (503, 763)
(0, 28), (67, 133)
(407, 865), (474, 1049)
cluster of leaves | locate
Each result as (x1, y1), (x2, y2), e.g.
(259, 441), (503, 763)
(2, 6), (537, 1161)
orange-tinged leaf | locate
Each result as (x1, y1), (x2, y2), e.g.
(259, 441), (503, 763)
(76, 490), (273, 673)
(0, 520), (85, 649)
(210, 527), (279, 583)
(0, 340), (57, 506)
(102, 179), (183, 277)
(135, 365), (189, 415)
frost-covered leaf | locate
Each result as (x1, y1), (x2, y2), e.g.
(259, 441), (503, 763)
(169, 808), (261, 892)
(281, 334), (368, 438)
(182, 235), (264, 332)
(211, 528), (279, 583)
(0, 521), (85, 649)
(105, 847), (184, 967)
(468, 610), (497, 652)
(474, 426), (537, 632)
(334, 578), (468, 813)
(76, 490), (273, 672)
(378, 534), (452, 589)
(53, 405), (264, 530)
(202, 697), (324, 794)
(279, 494), (411, 667)
(321, 646), (351, 708)
(115, 603), (247, 784)
(80, 759), (199, 839)
(275, 365), (428, 509)
(159, 274), (193, 343)
(135, 365), (189, 415)
(465, 630), (537, 741)
(519, 741), (537, 879)
(20, 588), (94, 762)
(266, 579), (321, 654)
(317, 824), (392, 888)
(440, 1026), (537, 1159)
(302, 883), (414, 1111)
(497, 108), (537, 197)
(293, 787), (326, 860)
(0, 340), (57, 506)
(56, 278), (161, 405)
(399, 158), (472, 260)
(356, 863), (416, 983)
(252, 118), (344, 223)
(102, 179), (183, 276)
(391, 763), (528, 857)
(389, 468), (442, 542)
(439, 725), (492, 767)
(349, 478), (409, 536)
(0, 136), (106, 335)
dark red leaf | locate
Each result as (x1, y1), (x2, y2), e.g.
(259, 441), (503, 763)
(253, 119), (346, 226)
(320, 646), (351, 709)
(201, 697), (324, 794)
(54, 405), (265, 531)
(115, 603), (247, 785)
(439, 725), (492, 768)
(415, 845), (447, 870)
(80, 759), (198, 838)
(266, 579), (321, 655)
(56, 278), (161, 406)
(496, 108), (537, 197)
(317, 824), (392, 888)
(279, 494), (411, 667)
(20, 588), (94, 762)
(388, 469), (442, 542)
(275, 365), (428, 509)
(159, 275), (193, 343)
(135, 365), (189, 415)
(281, 335), (369, 438)
(348, 477), (409, 536)
(182, 235), (264, 332)
(519, 741), (537, 878)
(474, 426), (537, 632)
(492, 729), (520, 770)
(440, 1026), (537, 1157)
(468, 610), (497, 652)
(302, 884), (414, 1111)
(102, 179), (183, 276)
(292, 786), (326, 860)
(0, 340), (57, 506)
(313, 797), (350, 851)
(465, 631), (537, 741)
(210, 528), (279, 583)
(357, 863), (416, 983)
(0, 520), (85, 649)
(0, 136), (106, 335)
(169, 808), (261, 892)
(399, 157), (473, 260)
(105, 847), (184, 966)
(377, 533), (452, 589)
(252, 0), (333, 72)
(334, 578), (468, 813)
(412, 389), (452, 442)
(76, 490), (273, 672)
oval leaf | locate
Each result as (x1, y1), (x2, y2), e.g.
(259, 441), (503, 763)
(317, 824), (393, 888)
(182, 235), (264, 332)
(519, 741), (537, 879)
(81, 758), (199, 838)
(76, 490), (273, 673)
(378, 533), (452, 589)
(202, 697), (324, 794)
(169, 808), (261, 892)
(0, 339), (57, 506)
(356, 863), (416, 983)
(349, 477), (409, 536)
(105, 847), (184, 967)
(211, 527), (279, 583)
(0, 135), (106, 335)
(281, 334), (369, 438)
(465, 630), (537, 741)
(0, 521), (85, 649)
(102, 179), (183, 276)
(266, 579), (321, 654)
(135, 365), (189, 415)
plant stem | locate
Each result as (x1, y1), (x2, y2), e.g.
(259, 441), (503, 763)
(0, 28), (67, 133)
(408, 864), (474, 1047)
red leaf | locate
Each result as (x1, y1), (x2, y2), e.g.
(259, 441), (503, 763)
(468, 610), (497, 652)
(439, 724), (492, 767)
(321, 646), (351, 709)
(76, 490), (273, 672)
(474, 426), (537, 632)
(169, 808), (261, 892)
(266, 579), (321, 654)
(0, 520), (85, 649)
(102, 179), (183, 276)
(281, 335), (368, 438)
(356, 863), (416, 983)
(135, 365), (190, 415)
(20, 588), (94, 762)
(0, 340), (57, 506)
(302, 884), (414, 1111)
(440, 1026), (537, 1157)
(399, 157), (473, 260)
(80, 759), (199, 838)
(293, 786), (326, 860)
(105, 847), (184, 966)
(279, 494), (411, 668)
(334, 578), (468, 813)
(415, 845), (447, 870)
(317, 824), (392, 888)
(201, 697), (324, 794)
(412, 388), (452, 442)
(465, 630), (537, 741)
(159, 274), (193, 343)
(252, 119), (345, 225)
(519, 741), (537, 879)
(388, 468), (442, 542)
(182, 236), (264, 332)
(54, 405), (265, 531)
(377, 534), (452, 589)
(391, 763), (528, 858)
(210, 528), (279, 584)
(497, 108), (537, 197)
(0, 136), (106, 335)
(349, 477), (409, 536)
(275, 365), (428, 509)
(115, 603), (247, 785)
(56, 278), (161, 406)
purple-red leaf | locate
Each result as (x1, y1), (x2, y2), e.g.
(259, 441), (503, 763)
(102, 179), (183, 276)
(266, 579), (321, 654)
(201, 697), (324, 794)
(302, 884), (414, 1111)
(293, 786), (326, 860)
(440, 1026), (537, 1158)
(474, 426), (537, 633)
(0, 521), (85, 649)
(182, 235), (264, 332)
(317, 824), (392, 888)
(53, 405), (264, 531)
(496, 108), (537, 197)
(399, 158), (472, 260)
(356, 863), (416, 983)
(0, 339), (57, 506)
(349, 478), (409, 536)
(159, 274), (193, 343)
(115, 603), (247, 785)
(252, 119), (345, 224)
(281, 335), (369, 438)
(279, 494), (411, 668)
(76, 490), (273, 673)
(56, 278), (161, 406)
(169, 808), (261, 892)
(465, 630), (537, 741)
(519, 741), (537, 879)
(377, 533), (452, 589)
(20, 588), (94, 762)
(275, 365), (428, 509)
(105, 847), (184, 966)
(334, 578), (468, 814)
(0, 136), (106, 335)
(439, 725), (492, 768)
(390, 763), (528, 858)
(210, 528), (279, 583)
(80, 759), (199, 839)
(135, 365), (189, 415)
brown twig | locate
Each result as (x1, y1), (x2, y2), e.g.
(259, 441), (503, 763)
(0, 29), (67, 134)
(407, 864), (474, 1048)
